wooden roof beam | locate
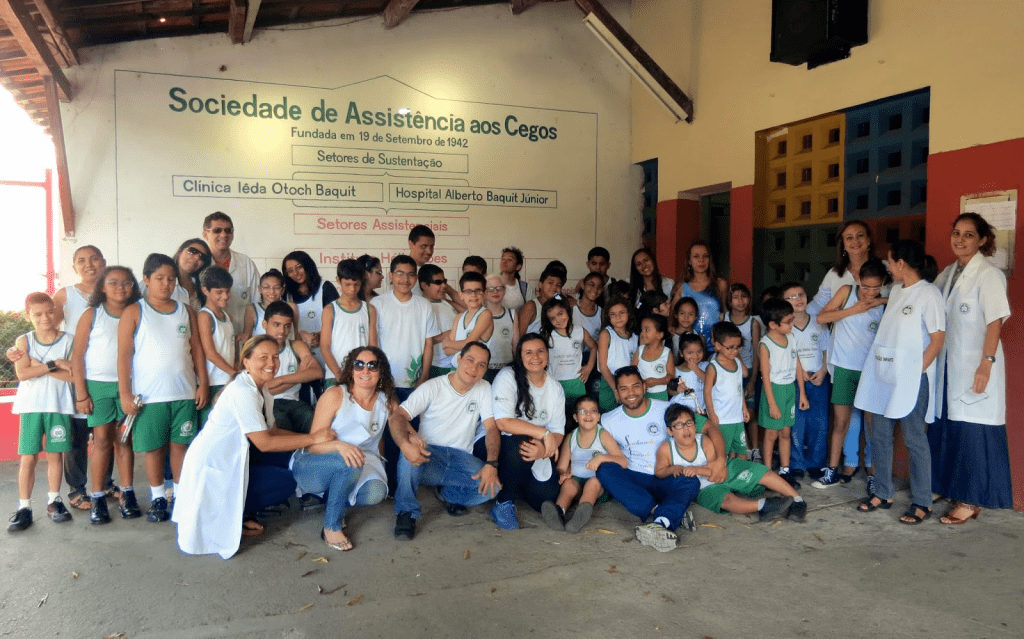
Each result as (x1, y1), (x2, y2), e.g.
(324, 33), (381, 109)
(382, 0), (421, 29)
(227, 0), (245, 44)
(574, 0), (692, 123)
(0, 0), (70, 100)
(33, 0), (77, 65)
(42, 74), (74, 236)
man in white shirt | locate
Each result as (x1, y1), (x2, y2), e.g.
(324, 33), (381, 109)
(389, 342), (501, 540)
(202, 212), (260, 336)
(598, 366), (728, 551)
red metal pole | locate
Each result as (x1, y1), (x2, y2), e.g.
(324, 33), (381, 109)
(44, 168), (55, 295)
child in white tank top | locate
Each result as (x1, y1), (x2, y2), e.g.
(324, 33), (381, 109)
(320, 260), (378, 387)
(542, 397), (628, 534)
(441, 272), (493, 369)
(483, 275), (514, 382)
(632, 314), (674, 401)
(198, 266), (236, 425)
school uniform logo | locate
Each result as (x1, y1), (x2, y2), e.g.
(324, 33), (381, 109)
(467, 401), (478, 414)
(868, 321), (879, 332)
(177, 324), (187, 335)
(901, 305), (914, 316)
(241, 291), (249, 300)
(539, 409), (549, 421)
(370, 420), (382, 434)
(287, 364), (297, 373)
(50, 425), (67, 442)
(737, 469), (753, 483)
(959, 303), (971, 314)
(647, 423), (659, 435)
(811, 333), (819, 342)
(307, 311), (316, 319)
(501, 327), (511, 337)
(359, 325), (367, 336)
(180, 420), (195, 436)
(573, 341), (581, 351)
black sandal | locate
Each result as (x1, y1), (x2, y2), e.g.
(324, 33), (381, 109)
(899, 504), (932, 525)
(857, 495), (892, 512)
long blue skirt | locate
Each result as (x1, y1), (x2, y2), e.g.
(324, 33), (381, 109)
(928, 378), (1013, 509)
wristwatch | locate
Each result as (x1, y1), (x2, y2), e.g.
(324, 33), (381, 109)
(45, 360), (58, 373)
(984, 355), (996, 363)
(485, 460), (499, 468)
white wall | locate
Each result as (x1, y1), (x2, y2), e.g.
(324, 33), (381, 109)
(59, 2), (638, 287)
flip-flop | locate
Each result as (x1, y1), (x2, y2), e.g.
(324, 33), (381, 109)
(242, 519), (264, 537)
(321, 528), (353, 551)
(68, 492), (92, 511)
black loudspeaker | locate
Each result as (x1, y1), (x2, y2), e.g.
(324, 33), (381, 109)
(770, 0), (868, 68)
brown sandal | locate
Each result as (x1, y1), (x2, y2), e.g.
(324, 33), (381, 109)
(940, 503), (981, 525)
(242, 519), (265, 537)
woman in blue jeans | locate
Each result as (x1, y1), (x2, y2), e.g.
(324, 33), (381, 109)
(291, 346), (397, 551)
(854, 241), (945, 525)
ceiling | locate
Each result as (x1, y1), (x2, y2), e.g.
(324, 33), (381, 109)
(1, 0), (563, 133)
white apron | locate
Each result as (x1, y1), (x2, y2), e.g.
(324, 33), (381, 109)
(934, 253), (1010, 425)
(854, 281), (941, 422)
(174, 373), (274, 560)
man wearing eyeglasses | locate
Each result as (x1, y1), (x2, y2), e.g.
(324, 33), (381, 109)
(202, 212), (260, 336)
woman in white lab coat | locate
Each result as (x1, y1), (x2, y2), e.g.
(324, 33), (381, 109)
(929, 213), (1013, 524)
(174, 336), (334, 559)
(854, 240), (945, 525)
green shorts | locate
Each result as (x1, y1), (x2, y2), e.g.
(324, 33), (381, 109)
(598, 377), (619, 413)
(695, 458), (768, 513)
(831, 366), (862, 406)
(132, 400), (198, 452)
(559, 378), (587, 401)
(718, 422), (748, 455)
(569, 476), (611, 504)
(198, 384), (224, 427)
(86, 380), (123, 428)
(759, 382), (796, 430)
(646, 390), (669, 401)
(18, 413), (72, 455)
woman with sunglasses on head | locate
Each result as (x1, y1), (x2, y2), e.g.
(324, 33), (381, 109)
(174, 336), (336, 559)
(290, 347), (398, 551)
(356, 254), (384, 303)
(140, 239), (211, 312)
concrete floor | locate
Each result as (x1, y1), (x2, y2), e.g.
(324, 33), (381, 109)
(1, 459), (1022, 639)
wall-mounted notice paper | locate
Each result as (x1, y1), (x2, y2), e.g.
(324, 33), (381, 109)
(965, 199), (1016, 274)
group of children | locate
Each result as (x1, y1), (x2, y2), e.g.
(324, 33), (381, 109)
(9, 226), (888, 539)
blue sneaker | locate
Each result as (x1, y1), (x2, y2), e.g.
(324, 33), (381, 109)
(490, 500), (519, 530)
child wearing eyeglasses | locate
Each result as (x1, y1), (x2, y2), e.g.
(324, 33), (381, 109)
(542, 396), (627, 533)
(321, 260), (378, 389)
(656, 404), (805, 523)
(420, 264), (458, 379)
(703, 322), (750, 459)
(483, 275), (514, 383)
(241, 269), (298, 343)
(442, 271), (494, 371)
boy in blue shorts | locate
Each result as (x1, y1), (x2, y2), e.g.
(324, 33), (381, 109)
(9, 293), (76, 531)
(656, 404), (805, 523)
(703, 322), (749, 458)
(758, 298), (809, 488)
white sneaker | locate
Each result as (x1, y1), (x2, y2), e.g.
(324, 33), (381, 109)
(635, 523), (678, 552)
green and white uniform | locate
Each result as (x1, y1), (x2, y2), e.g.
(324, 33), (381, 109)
(637, 343), (670, 398)
(758, 334), (798, 430)
(83, 304), (124, 427)
(13, 331), (75, 454)
(324, 300), (371, 384)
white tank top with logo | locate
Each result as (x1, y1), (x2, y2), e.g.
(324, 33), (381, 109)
(573, 305), (602, 342)
(759, 335), (797, 385)
(602, 327), (638, 374)
(485, 308), (515, 369)
(325, 300), (371, 381)
(525, 298), (543, 335)
(548, 325), (584, 382)
(668, 433), (712, 490)
(12, 331), (75, 415)
(442, 306), (487, 369)
(272, 343), (301, 401)
(200, 307), (235, 386)
(637, 344), (670, 394)
(251, 302), (267, 336)
(709, 357), (744, 424)
(830, 286), (885, 372)
(569, 425), (608, 479)
(133, 299), (196, 403)
(296, 281), (328, 363)
(84, 304), (121, 382)
(724, 312), (756, 369)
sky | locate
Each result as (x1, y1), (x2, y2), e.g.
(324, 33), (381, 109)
(0, 86), (58, 311)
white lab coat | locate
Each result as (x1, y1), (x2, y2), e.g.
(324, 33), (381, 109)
(174, 372), (274, 560)
(934, 253), (1011, 425)
(854, 280), (945, 422)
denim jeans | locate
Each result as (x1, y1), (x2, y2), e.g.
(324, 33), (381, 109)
(595, 463), (700, 530)
(291, 451), (386, 532)
(383, 387), (420, 494)
(244, 462), (296, 513)
(870, 375), (932, 507)
(394, 445), (490, 519)
(843, 407), (871, 468)
(791, 375), (830, 471)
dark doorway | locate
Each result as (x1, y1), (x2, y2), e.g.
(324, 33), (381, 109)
(700, 191), (731, 281)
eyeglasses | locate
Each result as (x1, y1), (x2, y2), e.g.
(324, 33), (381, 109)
(185, 246), (210, 258)
(577, 408), (599, 416)
(462, 288), (484, 295)
(485, 286), (506, 293)
(208, 227), (233, 235)
(670, 420), (696, 429)
(353, 360), (380, 371)
(392, 270), (416, 279)
(430, 279), (447, 286)
(784, 293), (806, 300)
(861, 285), (883, 291)
(105, 279), (134, 288)
(260, 284), (283, 291)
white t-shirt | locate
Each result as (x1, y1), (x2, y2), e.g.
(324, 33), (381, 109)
(371, 291), (440, 388)
(491, 367), (566, 435)
(600, 398), (669, 475)
(429, 300), (457, 368)
(400, 375), (494, 454)
(791, 314), (827, 374)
